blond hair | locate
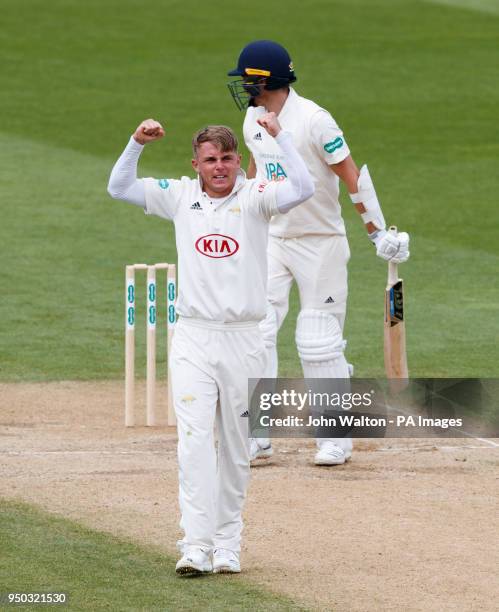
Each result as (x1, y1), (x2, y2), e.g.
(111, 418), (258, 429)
(192, 125), (238, 156)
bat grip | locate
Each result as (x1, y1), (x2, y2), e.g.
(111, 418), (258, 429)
(387, 226), (399, 284)
(388, 261), (398, 285)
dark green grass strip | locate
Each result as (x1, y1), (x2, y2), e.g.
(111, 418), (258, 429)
(0, 499), (308, 612)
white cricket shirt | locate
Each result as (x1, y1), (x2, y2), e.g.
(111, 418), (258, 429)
(244, 87), (350, 238)
(143, 173), (278, 323)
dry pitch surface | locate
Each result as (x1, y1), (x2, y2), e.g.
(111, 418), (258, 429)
(1, 381), (498, 611)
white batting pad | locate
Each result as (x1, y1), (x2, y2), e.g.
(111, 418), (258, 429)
(295, 309), (350, 378)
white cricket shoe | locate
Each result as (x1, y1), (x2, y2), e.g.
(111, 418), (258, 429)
(314, 442), (351, 466)
(249, 439), (273, 463)
(213, 548), (241, 574)
(175, 546), (212, 575)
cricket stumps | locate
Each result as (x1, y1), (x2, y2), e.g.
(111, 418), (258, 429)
(125, 263), (176, 427)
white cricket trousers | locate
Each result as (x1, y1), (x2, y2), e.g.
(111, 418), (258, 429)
(262, 234), (352, 453)
(171, 317), (267, 554)
(267, 233), (350, 330)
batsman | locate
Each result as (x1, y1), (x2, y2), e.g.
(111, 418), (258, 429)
(227, 40), (411, 465)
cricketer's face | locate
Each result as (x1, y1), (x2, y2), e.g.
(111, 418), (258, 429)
(192, 142), (242, 198)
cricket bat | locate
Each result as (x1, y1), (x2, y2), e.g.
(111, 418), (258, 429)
(384, 226), (409, 383)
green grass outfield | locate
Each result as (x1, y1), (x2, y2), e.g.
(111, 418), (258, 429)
(1, 2), (498, 610)
(1, 0), (498, 381)
(0, 499), (306, 611)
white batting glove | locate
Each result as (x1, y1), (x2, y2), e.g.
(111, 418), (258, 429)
(369, 229), (410, 263)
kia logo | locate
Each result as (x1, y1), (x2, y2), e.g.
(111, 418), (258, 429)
(195, 234), (239, 258)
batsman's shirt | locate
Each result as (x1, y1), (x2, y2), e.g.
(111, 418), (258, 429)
(143, 173), (278, 323)
(244, 87), (350, 238)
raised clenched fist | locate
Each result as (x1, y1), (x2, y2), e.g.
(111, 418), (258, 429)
(256, 112), (282, 138)
(133, 119), (165, 145)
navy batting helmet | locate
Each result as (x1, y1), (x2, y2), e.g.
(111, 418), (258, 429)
(227, 40), (297, 110)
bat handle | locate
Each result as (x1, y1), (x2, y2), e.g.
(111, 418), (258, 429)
(388, 226), (399, 285)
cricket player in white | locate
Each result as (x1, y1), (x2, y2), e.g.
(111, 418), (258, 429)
(228, 40), (411, 465)
(107, 113), (314, 574)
